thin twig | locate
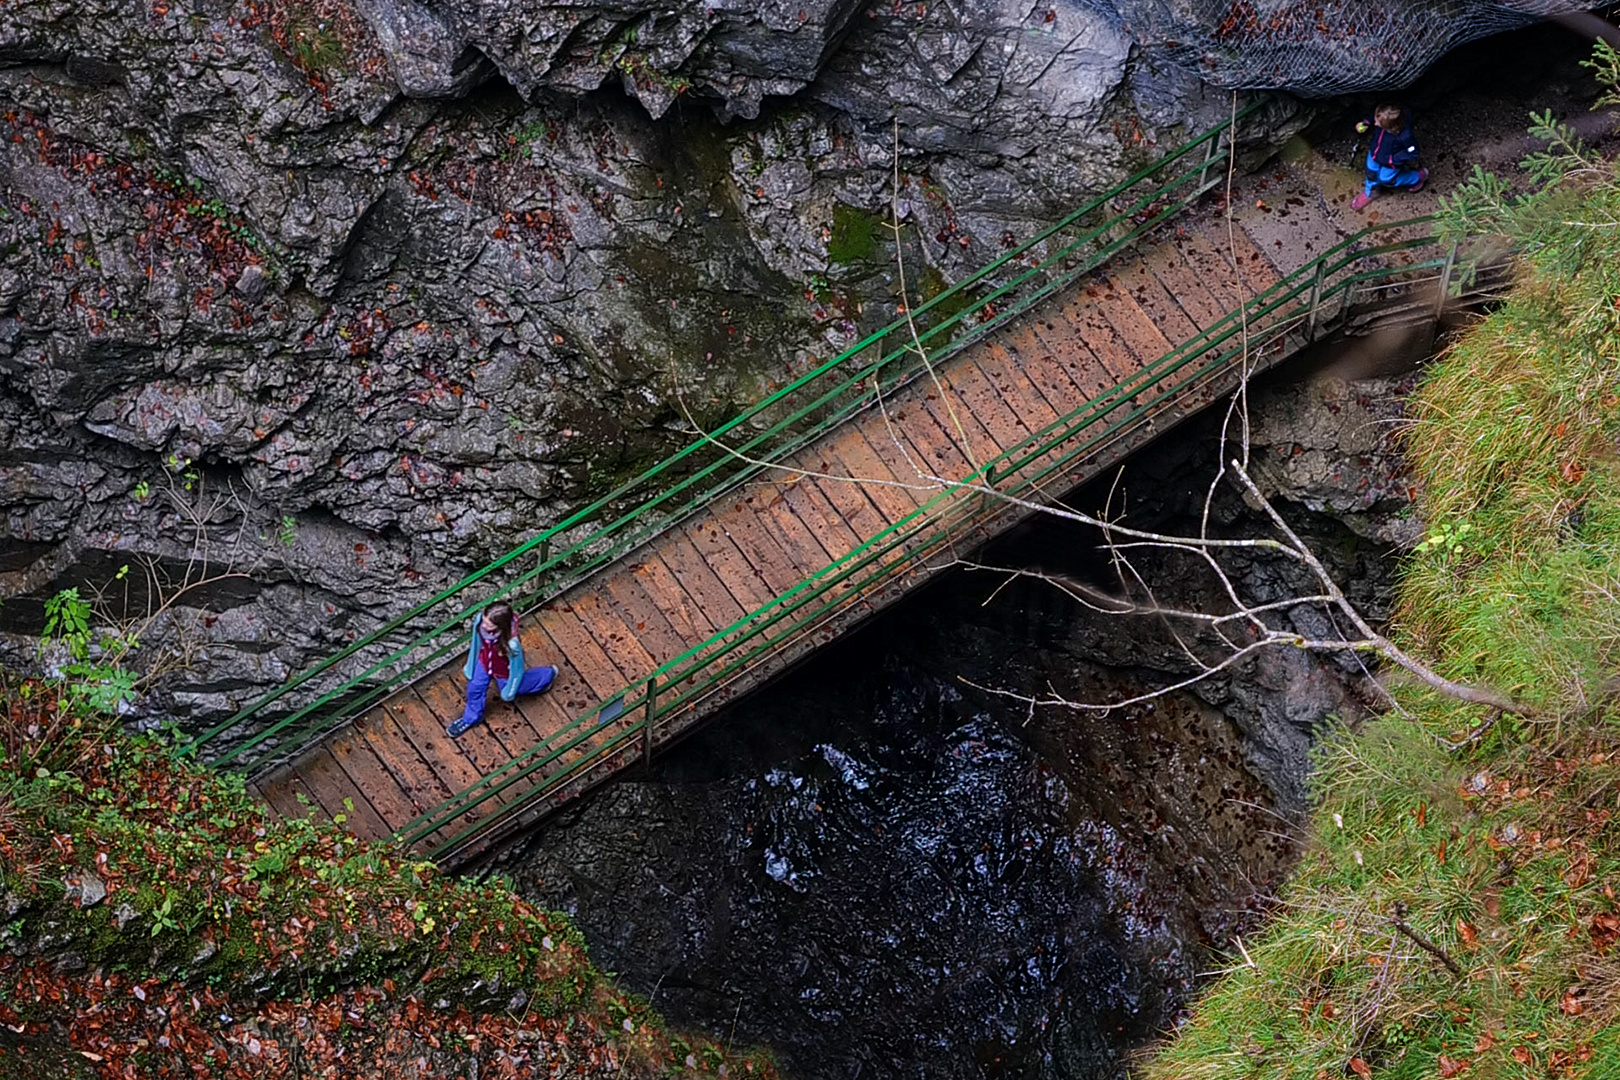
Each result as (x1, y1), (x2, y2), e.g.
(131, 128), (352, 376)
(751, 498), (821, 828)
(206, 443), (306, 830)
(1389, 905), (1464, 977)
(1437, 708), (1503, 753)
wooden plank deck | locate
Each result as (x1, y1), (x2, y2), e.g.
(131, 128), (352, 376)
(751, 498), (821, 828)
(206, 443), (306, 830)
(254, 205), (1347, 860)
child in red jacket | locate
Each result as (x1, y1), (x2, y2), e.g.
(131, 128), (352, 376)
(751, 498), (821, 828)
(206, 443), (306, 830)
(447, 601), (557, 737)
(1352, 105), (1429, 211)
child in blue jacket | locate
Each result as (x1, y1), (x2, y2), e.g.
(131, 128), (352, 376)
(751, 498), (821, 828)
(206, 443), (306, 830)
(1352, 104), (1429, 211)
(447, 600), (557, 737)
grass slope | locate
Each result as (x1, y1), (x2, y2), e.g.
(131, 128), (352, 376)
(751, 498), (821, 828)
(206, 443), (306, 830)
(1143, 133), (1620, 1080)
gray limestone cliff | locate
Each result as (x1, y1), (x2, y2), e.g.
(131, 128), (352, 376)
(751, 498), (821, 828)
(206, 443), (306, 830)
(0, 0), (1272, 727)
(11, 0), (1548, 730)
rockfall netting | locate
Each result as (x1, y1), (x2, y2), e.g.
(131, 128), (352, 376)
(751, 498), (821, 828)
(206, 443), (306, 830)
(1112, 0), (1604, 94)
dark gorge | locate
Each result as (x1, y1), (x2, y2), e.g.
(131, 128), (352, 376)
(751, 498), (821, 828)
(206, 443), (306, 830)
(503, 362), (1417, 1078)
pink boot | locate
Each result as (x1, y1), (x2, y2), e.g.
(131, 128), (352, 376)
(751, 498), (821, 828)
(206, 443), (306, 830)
(1351, 190), (1374, 211)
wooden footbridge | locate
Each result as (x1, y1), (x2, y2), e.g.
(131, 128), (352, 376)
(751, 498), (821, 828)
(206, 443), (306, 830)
(184, 107), (1474, 867)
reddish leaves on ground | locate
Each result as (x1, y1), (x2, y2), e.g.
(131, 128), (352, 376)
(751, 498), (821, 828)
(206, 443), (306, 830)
(0, 964), (636, 1080)
(1589, 912), (1620, 954)
(0, 684), (775, 1080)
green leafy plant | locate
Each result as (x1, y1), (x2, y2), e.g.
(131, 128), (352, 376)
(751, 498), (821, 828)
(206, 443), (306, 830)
(165, 452), (200, 492)
(148, 893), (182, 936)
(1413, 520), (1472, 560)
(1437, 54), (1620, 285)
(40, 587), (140, 714)
(278, 514), (298, 547)
(41, 588), (92, 662)
(1583, 37), (1620, 108)
(505, 119), (551, 162)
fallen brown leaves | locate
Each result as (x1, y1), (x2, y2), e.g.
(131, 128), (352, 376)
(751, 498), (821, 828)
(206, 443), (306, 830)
(0, 684), (777, 1080)
(0, 963), (633, 1080)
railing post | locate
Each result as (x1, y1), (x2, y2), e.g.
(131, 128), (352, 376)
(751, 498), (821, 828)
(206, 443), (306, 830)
(1435, 242), (1458, 320)
(1197, 135), (1218, 191)
(642, 676), (657, 772)
(1304, 260), (1327, 340)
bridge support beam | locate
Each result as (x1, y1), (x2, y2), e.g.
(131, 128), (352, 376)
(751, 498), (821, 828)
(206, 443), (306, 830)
(1197, 136), (1218, 192)
(1305, 261), (1328, 340)
(642, 677), (657, 772)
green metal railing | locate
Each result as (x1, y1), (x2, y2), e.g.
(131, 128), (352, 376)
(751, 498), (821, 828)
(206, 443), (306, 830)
(181, 102), (1262, 771)
(397, 215), (1464, 865)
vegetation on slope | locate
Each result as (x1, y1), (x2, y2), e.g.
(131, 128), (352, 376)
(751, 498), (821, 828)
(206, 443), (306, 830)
(0, 684), (775, 1079)
(1143, 62), (1620, 1080)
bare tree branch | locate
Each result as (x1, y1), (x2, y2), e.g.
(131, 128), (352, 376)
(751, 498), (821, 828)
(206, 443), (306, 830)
(1227, 460), (1532, 717)
(655, 99), (1535, 729)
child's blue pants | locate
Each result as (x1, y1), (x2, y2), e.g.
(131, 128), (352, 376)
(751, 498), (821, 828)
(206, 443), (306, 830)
(1365, 156), (1423, 196)
(459, 662), (555, 726)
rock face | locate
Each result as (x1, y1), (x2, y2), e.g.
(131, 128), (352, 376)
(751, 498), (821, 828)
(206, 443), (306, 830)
(0, 0), (1261, 727)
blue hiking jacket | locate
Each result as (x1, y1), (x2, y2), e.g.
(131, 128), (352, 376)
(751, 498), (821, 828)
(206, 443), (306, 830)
(1366, 115), (1420, 169)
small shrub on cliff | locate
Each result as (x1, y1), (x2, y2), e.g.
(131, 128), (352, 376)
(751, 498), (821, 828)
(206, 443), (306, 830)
(242, 0), (389, 93)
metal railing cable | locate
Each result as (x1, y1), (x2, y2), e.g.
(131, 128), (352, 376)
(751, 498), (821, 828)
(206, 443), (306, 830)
(180, 103), (1262, 771)
(401, 217), (1468, 864)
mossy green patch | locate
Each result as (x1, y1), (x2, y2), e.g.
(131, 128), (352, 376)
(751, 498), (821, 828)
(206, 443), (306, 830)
(917, 263), (985, 333)
(0, 682), (776, 1077)
(828, 203), (881, 265)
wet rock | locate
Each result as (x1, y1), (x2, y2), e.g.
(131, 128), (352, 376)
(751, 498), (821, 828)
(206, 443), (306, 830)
(51, 951), (88, 974)
(1, 0), (1578, 742)
(0, 0), (1250, 735)
(431, 0), (869, 119)
(1247, 370), (1424, 546)
(358, 0), (491, 98)
(63, 872), (107, 908)
(233, 264), (269, 302)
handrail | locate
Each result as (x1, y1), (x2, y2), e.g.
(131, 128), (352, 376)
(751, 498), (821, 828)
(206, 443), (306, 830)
(181, 101), (1263, 769)
(400, 215), (1462, 864)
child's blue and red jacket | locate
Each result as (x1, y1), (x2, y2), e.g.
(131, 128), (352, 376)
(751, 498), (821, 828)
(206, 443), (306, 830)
(1365, 114), (1421, 169)
(464, 611), (523, 681)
